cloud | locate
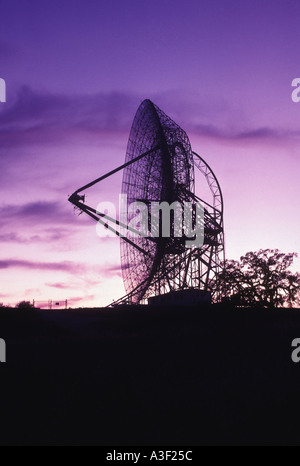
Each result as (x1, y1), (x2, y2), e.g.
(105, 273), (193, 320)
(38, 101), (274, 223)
(0, 228), (79, 245)
(102, 263), (122, 277)
(45, 282), (75, 289)
(0, 233), (27, 243)
(0, 86), (296, 153)
(0, 86), (138, 149)
(0, 258), (121, 278)
(0, 201), (90, 228)
(67, 295), (96, 306)
(230, 127), (288, 141)
(46, 274), (105, 292)
(0, 259), (86, 273)
(150, 90), (300, 142)
(190, 123), (297, 142)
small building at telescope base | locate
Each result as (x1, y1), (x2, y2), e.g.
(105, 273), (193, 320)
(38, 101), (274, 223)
(148, 289), (211, 306)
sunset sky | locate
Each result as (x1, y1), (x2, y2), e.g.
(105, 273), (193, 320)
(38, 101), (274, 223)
(0, 0), (299, 307)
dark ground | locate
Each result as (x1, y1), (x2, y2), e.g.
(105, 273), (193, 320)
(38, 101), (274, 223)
(1, 304), (300, 446)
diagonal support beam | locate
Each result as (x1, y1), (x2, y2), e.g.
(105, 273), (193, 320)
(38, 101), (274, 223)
(70, 146), (160, 197)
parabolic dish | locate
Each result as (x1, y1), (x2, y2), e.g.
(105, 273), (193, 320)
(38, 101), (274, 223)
(120, 99), (195, 302)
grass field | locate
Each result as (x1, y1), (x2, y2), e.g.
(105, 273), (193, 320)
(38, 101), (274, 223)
(1, 304), (300, 445)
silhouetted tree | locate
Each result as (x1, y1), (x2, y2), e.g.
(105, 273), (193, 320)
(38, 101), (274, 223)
(213, 249), (300, 308)
(16, 301), (34, 310)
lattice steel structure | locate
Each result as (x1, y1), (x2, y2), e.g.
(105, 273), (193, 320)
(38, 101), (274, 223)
(69, 99), (225, 305)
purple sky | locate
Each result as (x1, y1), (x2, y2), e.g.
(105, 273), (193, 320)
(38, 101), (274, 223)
(0, 0), (299, 307)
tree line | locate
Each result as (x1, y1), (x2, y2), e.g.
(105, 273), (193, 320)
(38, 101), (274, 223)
(212, 249), (300, 308)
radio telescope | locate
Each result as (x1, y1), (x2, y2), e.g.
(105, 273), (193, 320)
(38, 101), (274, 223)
(69, 100), (224, 305)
